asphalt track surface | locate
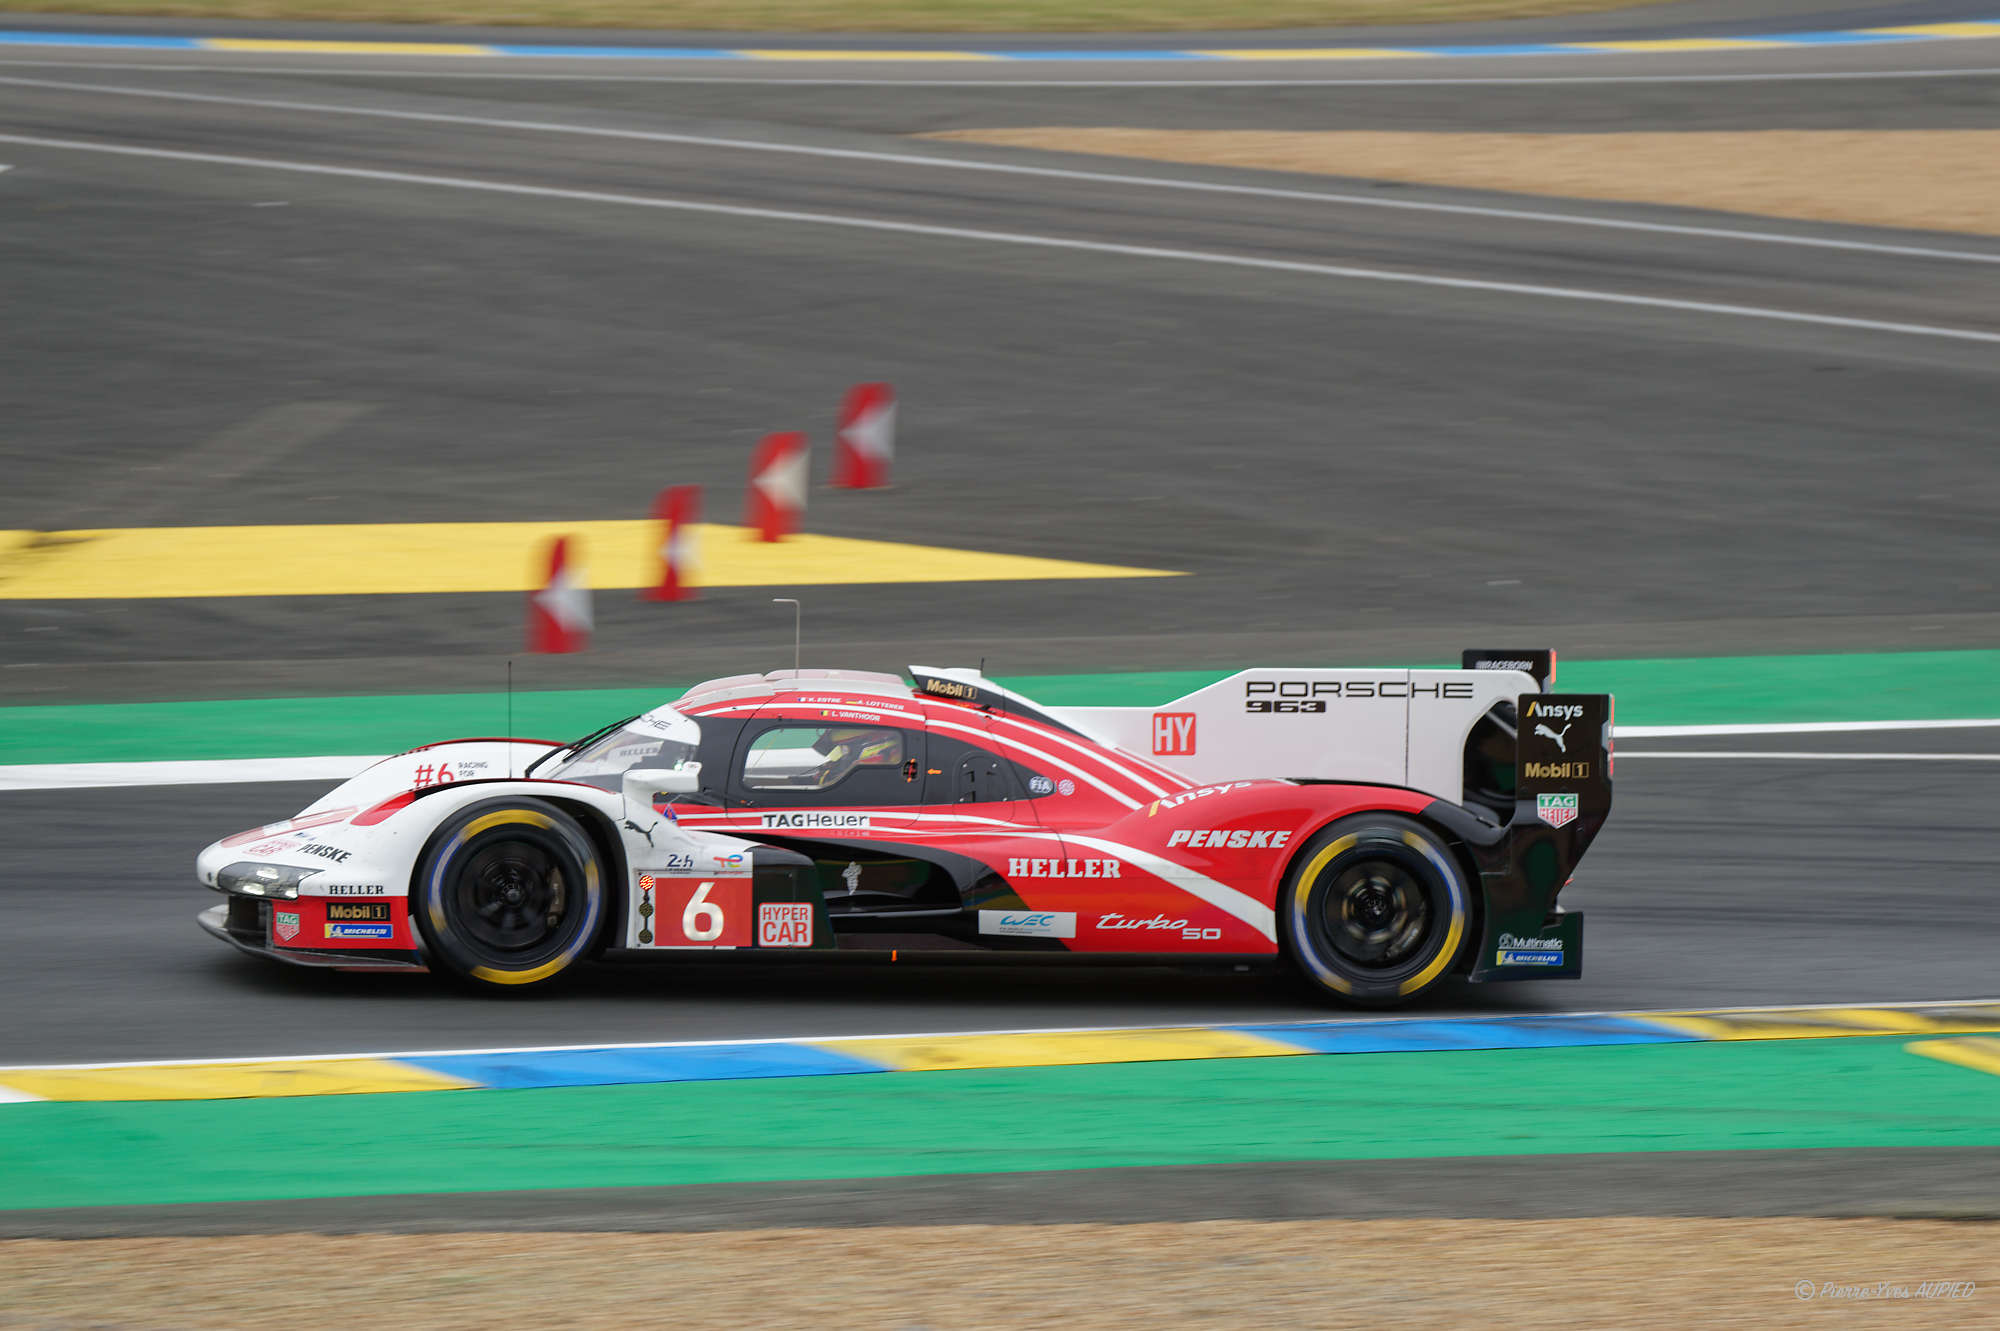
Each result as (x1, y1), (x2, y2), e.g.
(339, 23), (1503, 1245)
(2, 1), (1998, 705)
(0, 5), (1997, 1230)
(4, 726), (1997, 1064)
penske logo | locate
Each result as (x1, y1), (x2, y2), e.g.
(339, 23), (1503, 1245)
(1165, 829), (1293, 850)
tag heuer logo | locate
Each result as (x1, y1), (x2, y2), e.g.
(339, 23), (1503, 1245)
(273, 910), (301, 942)
(1536, 793), (1579, 828)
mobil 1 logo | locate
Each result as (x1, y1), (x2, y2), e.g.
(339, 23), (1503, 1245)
(1515, 693), (1611, 796)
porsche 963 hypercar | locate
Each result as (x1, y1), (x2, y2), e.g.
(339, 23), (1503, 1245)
(198, 650), (1611, 1005)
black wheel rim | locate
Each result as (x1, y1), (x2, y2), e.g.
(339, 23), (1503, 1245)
(1318, 857), (1433, 971)
(453, 838), (570, 954)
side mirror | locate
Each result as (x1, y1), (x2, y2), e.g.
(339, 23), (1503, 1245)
(623, 764), (702, 814)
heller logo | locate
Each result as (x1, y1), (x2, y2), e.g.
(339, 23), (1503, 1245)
(1536, 793), (1579, 828)
(1152, 711), (1196, 756)
(758, 902), (814, 948)
(978, 910), (1077, 939)
(1008, 858), (1121, 879)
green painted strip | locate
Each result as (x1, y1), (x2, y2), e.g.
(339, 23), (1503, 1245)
(0, 687), (667, 766)
(3, 649), (1997, 766)
(2, 1037), (1995, 1211)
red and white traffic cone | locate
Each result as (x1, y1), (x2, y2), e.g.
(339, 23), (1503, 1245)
(746, 431), (808, 542)
(527, 534), (591, 653)
(832, 382), (895, 490)
(644, 485), (700, 602)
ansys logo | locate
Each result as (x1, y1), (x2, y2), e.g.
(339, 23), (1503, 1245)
(1536, 793), (1579, 828)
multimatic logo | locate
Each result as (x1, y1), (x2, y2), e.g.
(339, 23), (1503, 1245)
(1496, 933), (1565, 967)
(1245, 679), (1475, 712)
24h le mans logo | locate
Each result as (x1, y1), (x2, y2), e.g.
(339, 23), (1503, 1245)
(1536, 793), (1579, 828)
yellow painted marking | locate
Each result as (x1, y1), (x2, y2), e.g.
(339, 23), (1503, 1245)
(1908, 1037), (2000, 1079)
(1562, 38), (1787, 52)
(0, 1058), (473, 1102)
(820, 1027), (1303, 1072)
(0, 522), (1176, 599)
(1195, 47), (1433, 60)
(732, 49), (999, 61)
(1864, 22), (2000, 37)
(201, 38), (493, 55)
(1644, 1004), (2000, 1043)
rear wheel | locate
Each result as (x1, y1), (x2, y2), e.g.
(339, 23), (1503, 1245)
(413, 798), (605, 990)
(1280, 815), (1471, 1006)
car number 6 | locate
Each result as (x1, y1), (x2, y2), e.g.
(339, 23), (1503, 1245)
(683, 881), (725, 942)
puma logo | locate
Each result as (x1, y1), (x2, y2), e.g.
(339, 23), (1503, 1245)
(1534, 722), (1572, 754)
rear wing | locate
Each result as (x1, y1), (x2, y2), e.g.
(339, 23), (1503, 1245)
(1453, 690), (1613, 981)
(1048, 653), (1554, 804)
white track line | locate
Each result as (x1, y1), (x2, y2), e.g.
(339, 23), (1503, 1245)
(4, 131), (1997, 347)
(4, 995), (1996, 1074)
(1620, 718), (2000, 737)
(7, 718), (2000, 789)
(6, 73), (1996, 266)
(4, 57), (1999, 86)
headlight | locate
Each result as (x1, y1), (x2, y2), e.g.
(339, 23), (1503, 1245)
(215, 862), (322, 899)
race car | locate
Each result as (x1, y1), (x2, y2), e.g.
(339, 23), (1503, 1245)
(197, 649), (1612, 1005)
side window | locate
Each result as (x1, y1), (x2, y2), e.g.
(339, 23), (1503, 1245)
(925, 734), (1028, 804)
(736, 724), (924, 806)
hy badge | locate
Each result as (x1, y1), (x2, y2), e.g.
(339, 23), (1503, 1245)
(1536, 792), (1579, 828)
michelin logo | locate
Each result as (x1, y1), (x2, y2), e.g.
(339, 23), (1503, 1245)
(1496, 932), (1564, 966)
(978, 910), (1077, 939)
(761, 812), (870, 830)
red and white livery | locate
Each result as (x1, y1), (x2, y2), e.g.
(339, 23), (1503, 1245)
(196, 651), (1612, 1005)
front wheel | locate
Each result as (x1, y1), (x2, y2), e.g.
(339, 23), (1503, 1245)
(413, 798), (606, 990)
(1280, 815), (1472, 1007)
